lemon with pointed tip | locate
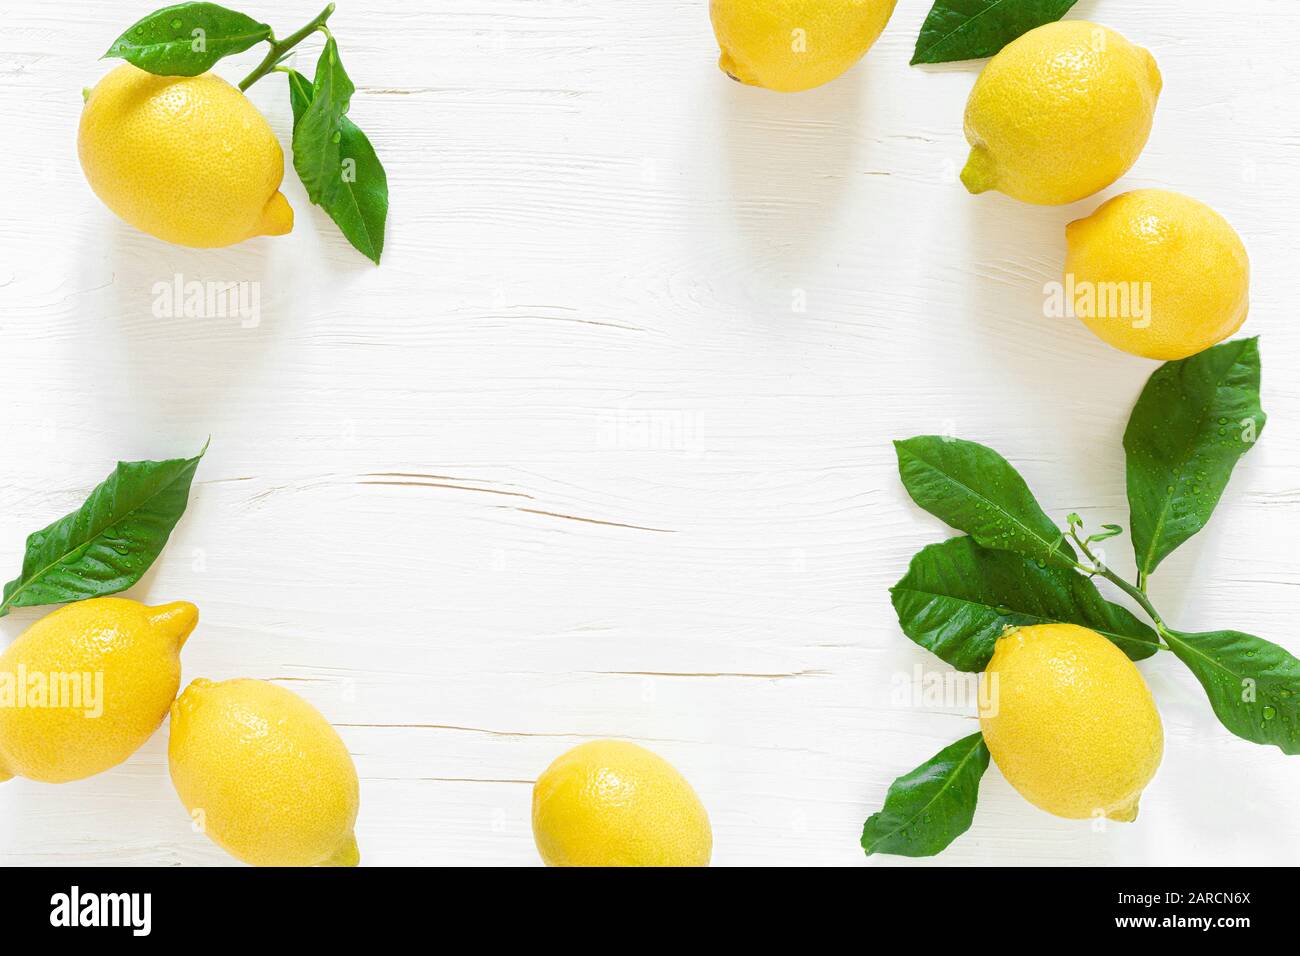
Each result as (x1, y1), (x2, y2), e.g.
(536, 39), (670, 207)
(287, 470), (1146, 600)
(532, 740), (712, 866)
(709, 0), (898, 93)
(1065, 189), (1250, 360)
(78, 64), (293, 247)
(979, 623), (1163, 822)
(961, 21), (1161, 205)
(168, 678), (360, 867)
(0, 598), (198, 784)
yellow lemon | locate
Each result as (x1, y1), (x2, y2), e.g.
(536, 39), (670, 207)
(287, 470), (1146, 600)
(709, 0), (898, 93)
(979, 623), (1162, 822)
(78, 64), (293, 247)
(168, 678), (360, 867)
(0, 598), (197, 784)
(1065, 189), (1250, 360)
(532, 740), (712, 866)
(962, 21), (1161, 205)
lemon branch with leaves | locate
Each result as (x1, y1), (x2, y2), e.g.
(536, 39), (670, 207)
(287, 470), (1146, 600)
(103, 1), (387, 262)
(865, 337), (1300, 858)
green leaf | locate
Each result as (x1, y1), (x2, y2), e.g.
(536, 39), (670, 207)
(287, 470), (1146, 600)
(1165, 628), (1300, 755)
(104, 2), (271, 76)
(285, 65), (314, 123)
(289, 44), (388, 264)
(291, 46), (353, 198)
(892, 536), (1159, 670)
(1125, 338), (1266, 578)
(911, 0), (1079, 65)
(895, 436), (1076, 569)
(862, 733), (990, 857)
(0, 446), (206, 616)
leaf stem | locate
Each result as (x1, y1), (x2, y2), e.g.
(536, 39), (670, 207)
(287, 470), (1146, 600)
(1067, 525), (1170, 641)
(238, 2), (336, 92)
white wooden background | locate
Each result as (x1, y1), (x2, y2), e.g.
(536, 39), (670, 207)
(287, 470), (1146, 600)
(0, 0), (1297, 866)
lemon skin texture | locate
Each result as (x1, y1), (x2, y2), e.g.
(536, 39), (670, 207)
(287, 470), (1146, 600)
(0, 598), (198, 784)
(962, 21), (1161, 205)
(710, 0), (898, 93)
(979, 623), (1163, 822)
(532, 740), (712, 866)
(78, 64), (293, 247)
(1065, 189), (1250, 360)
(168, 678), (360, 867)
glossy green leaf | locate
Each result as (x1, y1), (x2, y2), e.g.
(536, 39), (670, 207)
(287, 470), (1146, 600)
(1165, 628), (1300, 754)
(862, 732), (990, 857)
(911, 0), (1078, 65)
(289, 43), (388, 264)
(895, 436), (1075, 569)
(104, 2), (271, 76)
(285, 65), (314, 122)
(892, 536), (1159, 670)
(0, 446), (206, 616)
(291, 44), (353, 202)
(1125, 338), (1265, 578)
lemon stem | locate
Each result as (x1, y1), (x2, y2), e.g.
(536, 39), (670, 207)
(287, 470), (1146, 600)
(1067, 523), (1170, 644)
(238, 2), (336, 93)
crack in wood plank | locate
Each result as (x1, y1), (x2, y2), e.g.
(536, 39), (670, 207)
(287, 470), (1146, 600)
(515, 507), (675, 533)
